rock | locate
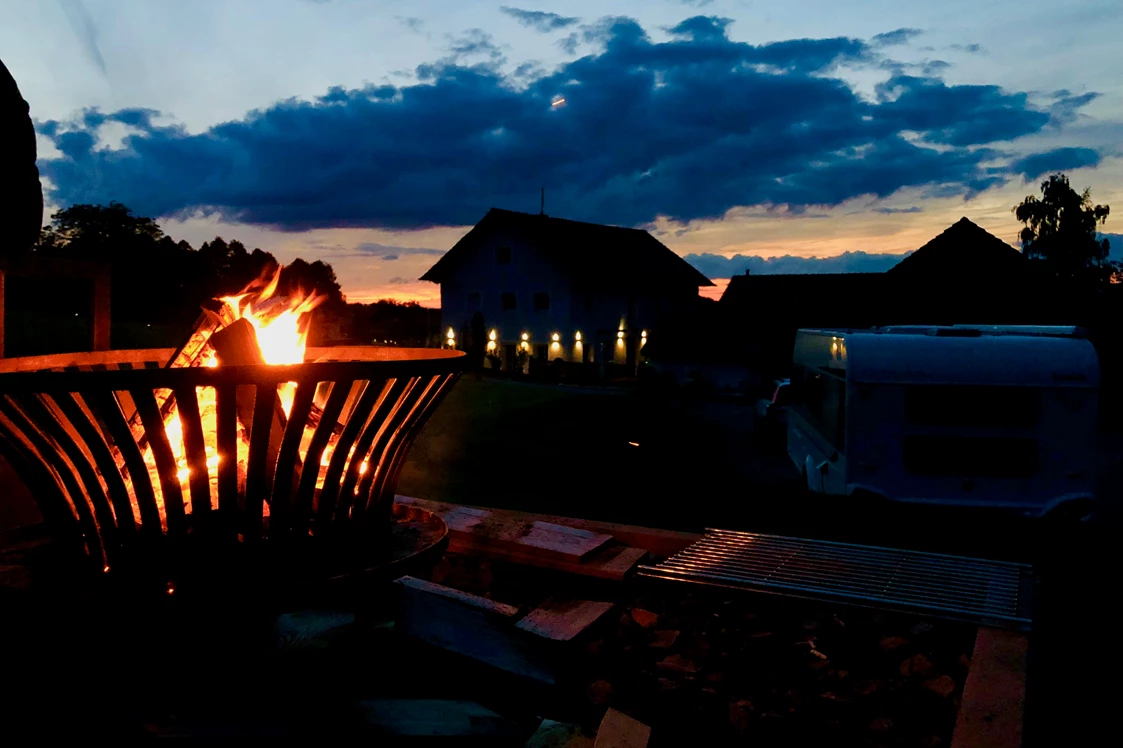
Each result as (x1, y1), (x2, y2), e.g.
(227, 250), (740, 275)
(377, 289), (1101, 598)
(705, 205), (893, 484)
(656, 654), (700, 674)
(705, 671), (724, 684)
(879, 636), (908, 653)
(525, 719), (595, 748)
(587, 680), (614, 705)
(810, 649), (828, 660)
(836, 670), (850, 680)
(630, 608), (659, 629)
(274, 609), (356, 653)
(728, 699), (754, 734)
(869, 717), (893, 732)
(656, 678), (678, 692)
(801, 620), (819, 632)
(820, 692), (852, 704)
(648, 630), (679, 650)
(922, 675), (957, 699)
(900, 653), (935, 678)
(911, 621), (934, 635)
(749, 630), (772, 639)
(853, 679), (880, 696)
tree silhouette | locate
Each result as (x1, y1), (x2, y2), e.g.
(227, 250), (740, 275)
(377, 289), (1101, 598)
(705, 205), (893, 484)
(1015, 173), (1113, 285)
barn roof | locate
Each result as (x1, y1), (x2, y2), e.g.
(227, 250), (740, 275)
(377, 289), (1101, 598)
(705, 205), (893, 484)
(420, 208), (713, 289)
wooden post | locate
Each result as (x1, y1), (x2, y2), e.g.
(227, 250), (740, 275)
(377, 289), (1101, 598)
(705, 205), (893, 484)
(90, 269), (111, 351)
(0, 265), (6, 359)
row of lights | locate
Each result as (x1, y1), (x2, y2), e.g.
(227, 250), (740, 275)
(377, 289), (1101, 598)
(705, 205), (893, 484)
(456, 327), (648, 352)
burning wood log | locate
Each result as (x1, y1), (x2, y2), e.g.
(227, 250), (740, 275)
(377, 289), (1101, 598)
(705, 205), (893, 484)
(209, 318), (297, 504)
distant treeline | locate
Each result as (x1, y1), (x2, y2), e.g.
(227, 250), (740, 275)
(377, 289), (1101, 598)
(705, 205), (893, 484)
(12, 202), (438, 354)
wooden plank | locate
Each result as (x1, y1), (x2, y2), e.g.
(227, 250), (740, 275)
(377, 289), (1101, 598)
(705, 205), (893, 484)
(397, 575), (519, 617)
(515, 599), (614, 642)
(951, 627), (1028, 748)
(397, 576), (554, 686)
(594, 709), (650, 748)
(358, 699), (525, 740)
(445, 538), (648, 582)
(448, 514), (613, 563)
(397, 496), (701, 558)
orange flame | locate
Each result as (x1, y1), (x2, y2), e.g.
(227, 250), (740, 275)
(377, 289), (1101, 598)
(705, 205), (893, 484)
(132, 264), (328, 524)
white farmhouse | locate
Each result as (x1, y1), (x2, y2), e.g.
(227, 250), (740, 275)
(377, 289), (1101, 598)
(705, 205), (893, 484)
(421, 208), (713, 371)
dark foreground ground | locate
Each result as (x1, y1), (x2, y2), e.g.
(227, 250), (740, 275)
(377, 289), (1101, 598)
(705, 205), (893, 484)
(399, 377), (1122, 747)
(0, 376), (1116, 743)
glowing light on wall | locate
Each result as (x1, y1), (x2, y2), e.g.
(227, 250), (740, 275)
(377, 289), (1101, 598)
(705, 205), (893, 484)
(575, 331), (582, 342)
(617, 331), (624, 339)
(520, 341), (529, 350)
(521, 332), (529, 341)
(551, 332), (560, 342)
(489, 329), (497, 341)
(447, 327), (455, 340)
(486, 341), (497, 351)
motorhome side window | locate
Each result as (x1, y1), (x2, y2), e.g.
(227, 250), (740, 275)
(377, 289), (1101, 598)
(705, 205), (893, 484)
(905, 386), (1039, 428)
(793, 365), (846, 449)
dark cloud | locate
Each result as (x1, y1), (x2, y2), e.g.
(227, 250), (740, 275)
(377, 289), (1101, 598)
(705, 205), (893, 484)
(58, 0), (107, 76)
(500, 7), (579, 32)
(1100, 234), (1122, 261)
(949, 43), (984, 54)
(872, 28), (923, 47)
(873, 206), (923, 214)
(1011, 147), (1101, 180)
(355, 243), (446, 259)
(686, 250), (910, 278)
(1049, 91), (1099, 125)
(38, 17), (1101, 232)
(678, 0), (715, 6)
(557, 32), (580, 54)
(389, 276), (414, 284)
(395, 16), (424, 33)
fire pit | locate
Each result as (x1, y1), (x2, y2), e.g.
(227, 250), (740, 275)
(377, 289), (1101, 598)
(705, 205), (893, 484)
(0, 271), (464, 591)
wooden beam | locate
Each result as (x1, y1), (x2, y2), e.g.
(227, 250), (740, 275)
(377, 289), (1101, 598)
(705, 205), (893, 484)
(397, 496), (699, 559)
(395, 575), (555, 685)
(594, 709), (650, 748)
(514, 599), (614, 642)
(951, 627), (1028, 748)
(357, 699), (526, 740)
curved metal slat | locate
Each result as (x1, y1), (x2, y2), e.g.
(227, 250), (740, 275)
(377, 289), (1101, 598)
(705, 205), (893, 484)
(292, 380), (353, 536)
(356, 376), (428, 521)
(173, 386), (211, 518)
(0, 414), (81, 546)
(17, 394), (120, 558)
(0, 395), (106, 566)
(130, 388), (187, 537)
(215, 383), (238, 520)
(366, 373), (458, 523)
(244, 382), (278, 540)
(50, 392), (137, 540)
(315, 380), (384, 527)
(269, 380), (318, 536)
(333, 378), (399, 524)
(82, 390), (163, 538)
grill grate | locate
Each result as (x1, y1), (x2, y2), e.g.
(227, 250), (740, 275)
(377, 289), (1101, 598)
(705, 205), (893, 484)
(638, 528), (1033, 630)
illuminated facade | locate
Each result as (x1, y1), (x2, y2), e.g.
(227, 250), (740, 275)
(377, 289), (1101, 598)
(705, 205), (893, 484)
(421, 208), (712, 371)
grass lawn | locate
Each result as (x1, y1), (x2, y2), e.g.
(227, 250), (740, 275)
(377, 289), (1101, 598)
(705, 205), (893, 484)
(401, 376), (815, 534)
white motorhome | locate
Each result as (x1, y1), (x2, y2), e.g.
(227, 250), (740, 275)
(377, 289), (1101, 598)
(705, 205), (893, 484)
(786, 326), (1099, 518)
